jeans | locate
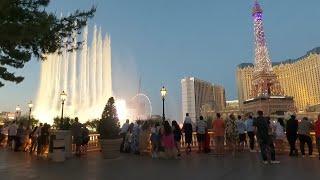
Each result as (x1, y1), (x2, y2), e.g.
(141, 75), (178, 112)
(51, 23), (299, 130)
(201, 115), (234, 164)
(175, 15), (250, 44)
(299, 135), (313, 156)
(287, 134), (298, 156)
(258, 136), (276, 161)
(247, 131), (255, 150)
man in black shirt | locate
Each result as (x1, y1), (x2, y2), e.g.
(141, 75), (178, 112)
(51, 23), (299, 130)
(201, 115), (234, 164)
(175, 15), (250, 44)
(253, 111), (280, 164)
(286, 115), (299, 156)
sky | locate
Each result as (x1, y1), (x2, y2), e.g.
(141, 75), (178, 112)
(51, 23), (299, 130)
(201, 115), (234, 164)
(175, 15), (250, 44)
(1, 0), (320, 122)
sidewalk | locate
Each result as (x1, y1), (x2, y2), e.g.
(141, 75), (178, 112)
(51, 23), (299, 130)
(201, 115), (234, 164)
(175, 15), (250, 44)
(0, 148), (319, 180)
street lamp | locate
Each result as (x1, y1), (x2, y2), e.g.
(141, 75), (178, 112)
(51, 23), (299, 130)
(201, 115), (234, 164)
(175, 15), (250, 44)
(160, 86), (167, 121)
(60, 91), (67, 127)
(15, 105), (20, 120)
(28, 101), (33, 126)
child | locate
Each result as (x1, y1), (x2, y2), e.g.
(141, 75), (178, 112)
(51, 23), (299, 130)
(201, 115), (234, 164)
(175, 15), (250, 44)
(162, 121), (175, 159)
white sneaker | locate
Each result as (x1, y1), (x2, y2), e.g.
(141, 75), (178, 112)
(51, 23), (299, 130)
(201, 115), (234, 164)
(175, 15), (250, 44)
(302, 155), (306, 157)
(308, 155), (315, 158)
(271, 160), (280, 164)
(263, 161), (268, 165)
(250, 150), (256, 153)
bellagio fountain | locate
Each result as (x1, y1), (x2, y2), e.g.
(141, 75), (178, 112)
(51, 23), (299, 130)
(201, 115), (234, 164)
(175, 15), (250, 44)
(33, 25), (115, 124)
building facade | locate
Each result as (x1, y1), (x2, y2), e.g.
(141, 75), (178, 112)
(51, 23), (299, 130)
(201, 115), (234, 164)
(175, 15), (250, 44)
(181, 77), (226, 123)
(237, 47), (320, 111)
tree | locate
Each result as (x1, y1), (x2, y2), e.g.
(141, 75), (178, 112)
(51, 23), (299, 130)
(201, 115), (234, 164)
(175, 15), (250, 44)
(0, 0), (96, 87)
(52, 116), (75, 130)
(97, 97), (120, 139)
(84, 119), (99, 132)
(205, 116), (213, 129)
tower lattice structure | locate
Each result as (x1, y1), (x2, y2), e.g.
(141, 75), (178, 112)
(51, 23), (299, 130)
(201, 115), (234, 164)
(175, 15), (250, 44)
(251, 0), (284, 98)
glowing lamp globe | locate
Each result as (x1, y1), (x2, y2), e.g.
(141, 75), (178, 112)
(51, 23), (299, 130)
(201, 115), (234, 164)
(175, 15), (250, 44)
(60, 91), (67, 101)
(28, 101), (33, 108)
(160, 86), (167, 98)
(16, 105), (20, 111)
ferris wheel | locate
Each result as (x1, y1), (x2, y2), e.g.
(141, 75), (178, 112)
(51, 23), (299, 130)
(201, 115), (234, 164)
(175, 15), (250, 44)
(129, 93), (152, 119)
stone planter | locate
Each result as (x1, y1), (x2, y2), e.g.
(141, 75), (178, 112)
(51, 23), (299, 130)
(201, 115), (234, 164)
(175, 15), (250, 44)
(99, 138), (122, 159)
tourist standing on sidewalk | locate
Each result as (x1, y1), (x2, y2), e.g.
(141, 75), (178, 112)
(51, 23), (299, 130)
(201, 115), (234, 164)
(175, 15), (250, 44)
(286, 115), (299, 156)
(120, 119), (130, 152)
(29, 126), (38, 153)
(314, 114), (320, 160)
(236, 115), (246, 152)
(131, 120), (141, 154)
(71, 117), (83, 157)
(226, 114), (238, 156)
(253, 111), (280, 164)
(81, 125), (90, 155)
(162, 121), (175, 159)
(36, 123), (43, 155)
(183, 113), (193, 154)
(172, 121), (182, 157)
(139, 121), (151, 155)
(298, 117), (314, 157)
(0, 125), (8, 146)
(14, 123), (24, 152)
(22, 126), (31, 152)
(212, 113), (225, 156)
(196, 116), (207, 153)
(245, 115), (255, 152)
(7, 121), (18, 148)
(273, 118), (285, 155)
(150, 122), (159, 158)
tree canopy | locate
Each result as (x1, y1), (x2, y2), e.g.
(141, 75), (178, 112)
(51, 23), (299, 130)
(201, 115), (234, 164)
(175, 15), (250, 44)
(0, 0), (96, 87)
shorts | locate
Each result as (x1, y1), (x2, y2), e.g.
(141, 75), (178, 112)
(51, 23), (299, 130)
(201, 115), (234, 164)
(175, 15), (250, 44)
(197, 134), (205, 143)
(239, 133), (246, 142)
(214, 136), (224, 145)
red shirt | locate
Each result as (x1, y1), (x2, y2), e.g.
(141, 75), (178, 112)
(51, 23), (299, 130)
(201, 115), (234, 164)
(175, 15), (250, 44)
(212, 118), (225, 137)
(315, 119), (320, 137)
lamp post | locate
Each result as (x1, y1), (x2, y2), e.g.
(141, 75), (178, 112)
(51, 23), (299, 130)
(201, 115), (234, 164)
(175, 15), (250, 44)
(60, 91), (67, 128)
(160, 86), (167, 121)
(15, 105), (20, 121)
(28, 101), (33, 126)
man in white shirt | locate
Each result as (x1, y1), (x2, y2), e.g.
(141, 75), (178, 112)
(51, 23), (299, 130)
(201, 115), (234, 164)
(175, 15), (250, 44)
(120, 119), (130, 152)
(8, 121), (18, 148)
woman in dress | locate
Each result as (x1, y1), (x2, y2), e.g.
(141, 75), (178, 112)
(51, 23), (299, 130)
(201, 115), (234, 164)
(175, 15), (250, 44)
(150, 122), (160, 158)
(172, 121), (182, 157)
(162, 121), (175, 159)
(139, 121), (150, 155)
(225, 114), (239, 156)
(274, 118), (285, 154)
(124, 123), (134, 153)
(131, 120), (141, 154)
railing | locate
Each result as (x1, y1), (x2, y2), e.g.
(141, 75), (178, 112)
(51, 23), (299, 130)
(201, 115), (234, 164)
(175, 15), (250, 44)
(82, 131), (319, 154)
(2, 132), (318, 154)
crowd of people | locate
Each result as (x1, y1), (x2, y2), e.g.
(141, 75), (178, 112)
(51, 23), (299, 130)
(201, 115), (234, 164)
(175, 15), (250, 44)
(119, 112), (320, 164)
(0, 117), (90, 157)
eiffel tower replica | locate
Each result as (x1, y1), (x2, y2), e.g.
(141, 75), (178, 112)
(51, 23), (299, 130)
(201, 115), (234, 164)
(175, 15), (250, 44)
(243, 0), (294, 116)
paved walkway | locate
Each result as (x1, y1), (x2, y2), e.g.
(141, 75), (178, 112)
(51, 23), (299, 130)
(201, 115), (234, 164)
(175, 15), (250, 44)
(0, 148), (319, 180)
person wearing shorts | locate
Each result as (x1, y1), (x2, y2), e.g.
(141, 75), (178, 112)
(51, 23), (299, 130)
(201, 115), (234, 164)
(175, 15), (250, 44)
(212, 113), (225, 156)
(196, 116), (207, 153)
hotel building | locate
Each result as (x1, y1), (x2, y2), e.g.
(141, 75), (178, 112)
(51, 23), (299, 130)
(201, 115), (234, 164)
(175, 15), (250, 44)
(181, 77), (226, 123)
(237, 47), (320, 112)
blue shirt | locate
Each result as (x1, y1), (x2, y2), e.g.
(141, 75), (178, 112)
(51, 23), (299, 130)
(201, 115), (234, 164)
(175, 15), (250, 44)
(236, 120), (246, 134)
(245, 119), (254, 132)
